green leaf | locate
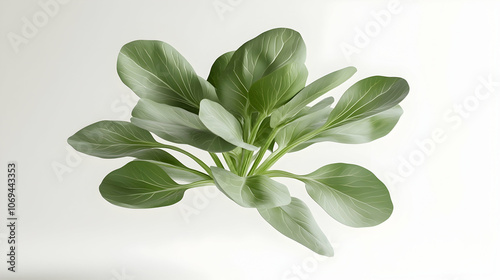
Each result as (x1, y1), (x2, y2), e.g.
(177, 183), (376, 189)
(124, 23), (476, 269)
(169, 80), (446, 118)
(131, 99), (235, 152)
(211, 167), (291, 208)
(199, 99), (258, 151)
(207, 51), (234, 88)
(117, 40), (215, 112)
(248, 63), (308, 114)
(70, 27), (409, 257)
(275, 99), (332, 149)
(133, 149), (211, 183)
(292, 105), (403, 151)
(198, 76), (219, 102)
(258, 197), (334, 256)
(293, 97), (335, 120)
(100, 161), (193, 208)
(326, 76), (409, 128)
(217, 28), (306, 117)
(270, 66), (356, 127)
(301, 163), (393, 227)
(68, 120), (163, 158)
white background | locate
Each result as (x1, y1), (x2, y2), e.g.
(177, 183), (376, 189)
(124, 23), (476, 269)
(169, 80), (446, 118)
(1, 0), (499, 279)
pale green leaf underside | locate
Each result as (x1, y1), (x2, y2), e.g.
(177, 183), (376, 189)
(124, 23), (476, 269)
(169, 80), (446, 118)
(67, 120), (163, 158)
(314, 105), (402, 144)
(275, 99), (333, 148)
(199, 99), (257, 151)
(302, 163), (393, 227)
(327, 76), (409, 128)
(270, 66), (357, 127)
(258, 197), (334, 256)
(291, 105), (403, 152)
(292, 97), (335, 121)
(211, 167), (291, 208)
(131, 99), (235, 152)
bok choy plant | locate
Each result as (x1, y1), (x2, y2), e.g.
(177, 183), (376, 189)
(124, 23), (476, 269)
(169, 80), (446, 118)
(68, 28), (409, 256)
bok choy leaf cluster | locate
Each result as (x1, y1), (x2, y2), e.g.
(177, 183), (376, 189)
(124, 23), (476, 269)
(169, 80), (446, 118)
(68, 28), (409, 256)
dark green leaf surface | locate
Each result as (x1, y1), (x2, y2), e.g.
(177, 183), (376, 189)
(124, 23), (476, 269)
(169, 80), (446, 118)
(211, 167), (291, 208)
(258, 197), (334, 256)
(68, 121), (163, 158)
(198, 76), (219, 102)
(270, 66), (356, 127)
(117, 40), (215, 112)
(131, 99), (235, 152)
(248, 63), (308, 114)
(207, 51), (234, 88)
(302, 163), (393, 227)
(217, 28), (306, 116)
(199, 99), (257, 151)
(326, 76), (409, 128)
(100, 161), (192, 208)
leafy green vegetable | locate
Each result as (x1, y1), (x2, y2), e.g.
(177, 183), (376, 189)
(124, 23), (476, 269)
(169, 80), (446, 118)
(248, 62), (308, 115)
(270, 66), (356, 127)
(68, 121), (164, 158)
(326, 76), (409, 128)
(258, 197), (333, 256)
(100, 161), (211, 209)
(275, 98), (332, 149)
(199, 99), (258, 151)
(117, 40), (217, 113)
(302, 163), (393, 227)
(69, 27), (409, 256)
(291, 105), (403, 152)
(131, 99), (235, 152)
(265, 164), (393, 227)
(207, 51), (234, 88)
(133, 149), (211, 183)
(217, 28), (306, 117)
(211, 167), (291, 208)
